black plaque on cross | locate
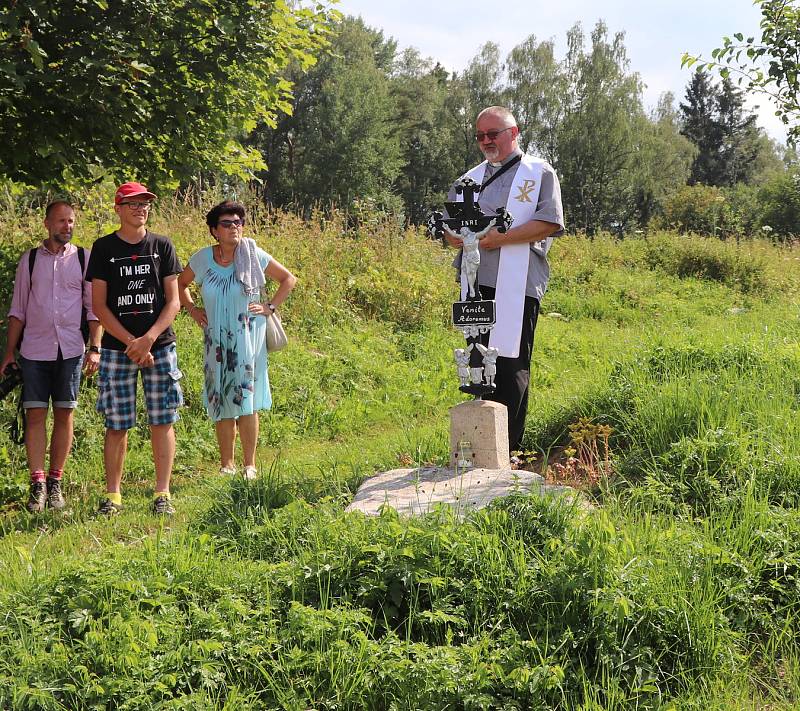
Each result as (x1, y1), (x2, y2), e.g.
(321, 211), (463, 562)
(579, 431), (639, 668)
(428, 177), (513, 396)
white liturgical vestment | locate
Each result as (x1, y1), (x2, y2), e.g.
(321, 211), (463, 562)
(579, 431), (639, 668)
(456, 155), (544, 358)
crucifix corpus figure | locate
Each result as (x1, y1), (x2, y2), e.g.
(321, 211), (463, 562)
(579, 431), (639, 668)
(428, 177), (512, 398)
(450, 222), (493, 298)
(428, 175), (513, 302)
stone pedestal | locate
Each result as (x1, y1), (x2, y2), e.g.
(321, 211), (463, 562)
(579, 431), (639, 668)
(450, 400), (509, 469)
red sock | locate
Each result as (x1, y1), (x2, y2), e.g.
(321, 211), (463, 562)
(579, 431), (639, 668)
(48, 468), (63, 480)
(30, 470), (46, 483)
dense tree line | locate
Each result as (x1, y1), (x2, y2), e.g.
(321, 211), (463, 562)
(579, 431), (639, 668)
(1, 3), (796, 237)
(251, 17), (791, 235)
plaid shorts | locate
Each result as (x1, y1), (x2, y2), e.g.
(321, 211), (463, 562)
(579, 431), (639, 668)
(96, 343), (184, 430)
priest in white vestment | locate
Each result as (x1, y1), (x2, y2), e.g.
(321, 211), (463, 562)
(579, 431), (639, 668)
(445, 106), (565, 452)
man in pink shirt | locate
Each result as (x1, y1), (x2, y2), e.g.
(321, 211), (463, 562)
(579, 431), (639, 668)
(0, 201), (102, 512)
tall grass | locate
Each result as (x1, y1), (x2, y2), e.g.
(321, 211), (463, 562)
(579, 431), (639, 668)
(0, 208), (798, 708)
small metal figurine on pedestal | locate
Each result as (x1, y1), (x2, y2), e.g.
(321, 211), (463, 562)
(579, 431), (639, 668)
(428, 177), (513, 397)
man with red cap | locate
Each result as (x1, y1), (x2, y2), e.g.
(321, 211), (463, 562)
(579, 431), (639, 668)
(86, 182), (184, 516)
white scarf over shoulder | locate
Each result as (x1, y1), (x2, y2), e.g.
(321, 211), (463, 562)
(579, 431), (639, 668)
(234, 237), (266, 296)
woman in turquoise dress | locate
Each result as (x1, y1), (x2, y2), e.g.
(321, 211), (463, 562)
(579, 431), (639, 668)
(178, 201), (297, 479)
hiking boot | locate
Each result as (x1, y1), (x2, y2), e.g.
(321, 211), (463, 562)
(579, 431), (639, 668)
(26, 480), (47, 513)
(46, 477), (66, 510)
(96, 498), (123, 517)
(152, 495), (175, 516)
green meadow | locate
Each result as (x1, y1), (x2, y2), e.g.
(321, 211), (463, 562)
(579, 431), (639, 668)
(0, 200), (798, 709)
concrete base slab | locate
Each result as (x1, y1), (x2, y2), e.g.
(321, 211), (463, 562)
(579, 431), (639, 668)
(346, 466), (577, 517)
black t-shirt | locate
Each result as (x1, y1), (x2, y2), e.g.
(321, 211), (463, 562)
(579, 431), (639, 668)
(87, 231), (182, 351)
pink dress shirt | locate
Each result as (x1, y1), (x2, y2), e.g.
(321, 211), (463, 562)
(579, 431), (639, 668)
(8, 242), (97, 361)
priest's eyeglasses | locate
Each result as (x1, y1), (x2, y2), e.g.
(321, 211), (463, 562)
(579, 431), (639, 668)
(474, 127), (513, 142)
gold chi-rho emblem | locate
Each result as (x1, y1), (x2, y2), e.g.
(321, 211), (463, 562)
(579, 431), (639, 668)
(514, 179), (537, 203)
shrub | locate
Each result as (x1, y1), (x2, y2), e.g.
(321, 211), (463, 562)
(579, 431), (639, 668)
(757, 169), (800, 240)
(643, 233), (767, 293)
(655, 184), (738, 237)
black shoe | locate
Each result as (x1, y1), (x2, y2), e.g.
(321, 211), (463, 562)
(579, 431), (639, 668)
(152, 495), (175, 516)
(26, 481), (47, 513)
(96, 498), (123, 517)
(46, 477), (66, 510)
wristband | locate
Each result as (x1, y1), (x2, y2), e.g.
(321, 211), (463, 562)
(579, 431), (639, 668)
(267, 303), (276, 313)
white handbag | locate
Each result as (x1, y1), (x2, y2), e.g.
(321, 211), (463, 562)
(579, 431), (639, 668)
(265, 310), (288, 351)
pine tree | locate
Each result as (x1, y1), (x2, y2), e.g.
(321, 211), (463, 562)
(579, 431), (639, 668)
(680, 71), (763, 186)
(717, 79), (760, 185)
(680, 71), (723, 185)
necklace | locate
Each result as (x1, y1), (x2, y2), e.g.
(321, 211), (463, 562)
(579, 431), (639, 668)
(215, 244), (234, 265)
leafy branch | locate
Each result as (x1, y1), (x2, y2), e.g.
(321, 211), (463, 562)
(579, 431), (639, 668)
(681, 0), (799, 144)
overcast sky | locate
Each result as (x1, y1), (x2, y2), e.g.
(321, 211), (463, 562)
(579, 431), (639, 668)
(334, 0), (787, 143)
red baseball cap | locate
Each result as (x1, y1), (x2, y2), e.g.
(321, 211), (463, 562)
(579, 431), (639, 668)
(114, 182), (156, 205)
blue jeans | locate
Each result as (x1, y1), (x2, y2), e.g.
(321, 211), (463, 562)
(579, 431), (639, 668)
(20, 354), (84, 409)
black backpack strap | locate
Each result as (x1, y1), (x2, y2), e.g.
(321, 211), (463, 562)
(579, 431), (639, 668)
(28, 247), (36, 281)
(19, 248), (37, 351)
(77, 247), (89, 343)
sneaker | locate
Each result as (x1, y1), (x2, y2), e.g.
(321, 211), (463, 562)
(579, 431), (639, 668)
(26, 481), (47, 513)
(46, 477), (66, 510)
(219, 466), (236, 476)
(243, 465), (257, 481)
(96, 498), (123, 517)
(152, 495), (175, 516)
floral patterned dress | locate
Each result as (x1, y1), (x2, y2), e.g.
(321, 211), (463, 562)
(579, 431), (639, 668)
(188, 245), (272, 422)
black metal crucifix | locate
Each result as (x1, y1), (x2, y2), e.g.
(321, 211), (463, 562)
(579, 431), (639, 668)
(428, 178), (513, 396)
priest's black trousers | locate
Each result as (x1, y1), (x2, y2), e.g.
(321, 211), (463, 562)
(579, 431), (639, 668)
(479, 286), (540, 452)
